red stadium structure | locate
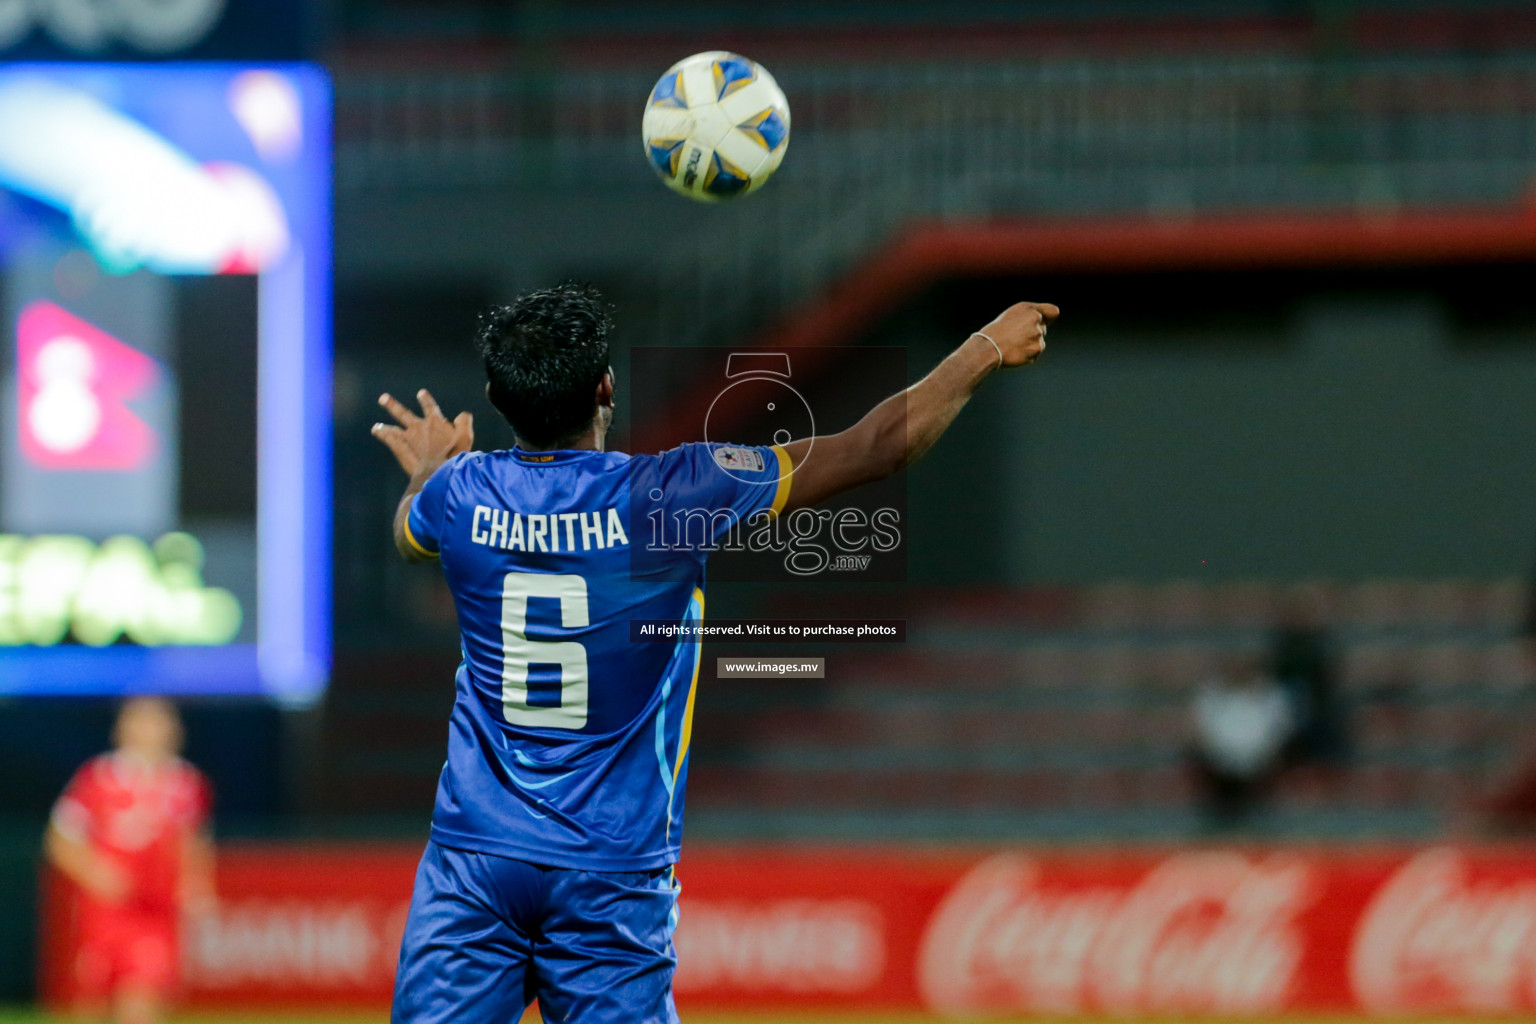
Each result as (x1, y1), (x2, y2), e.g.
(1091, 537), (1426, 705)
(39, 842), (1536, 1017)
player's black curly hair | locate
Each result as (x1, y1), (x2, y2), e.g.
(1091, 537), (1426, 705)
(477, 282), (614, 447)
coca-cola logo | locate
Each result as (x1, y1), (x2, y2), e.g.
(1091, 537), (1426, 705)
(918, 852), (1312, 1016)
(1352, 848), (1536, 1013)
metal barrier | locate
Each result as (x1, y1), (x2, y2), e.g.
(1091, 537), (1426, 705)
(334, 55), (1536, 199)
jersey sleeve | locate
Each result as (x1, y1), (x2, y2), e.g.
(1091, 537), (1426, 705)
(653, 442), (793, 550)
(49, 763), (98, 843)
(403, 455), (463, 558)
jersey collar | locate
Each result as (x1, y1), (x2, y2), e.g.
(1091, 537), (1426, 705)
(510, 446), (604, 465)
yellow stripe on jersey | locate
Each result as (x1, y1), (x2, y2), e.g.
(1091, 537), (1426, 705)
(401, 499), (438, 559)
(767, 444), (794, 519)
(671, 586), (705, 790)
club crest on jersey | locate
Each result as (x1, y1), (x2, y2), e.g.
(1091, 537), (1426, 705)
(713, 445), (764, 472)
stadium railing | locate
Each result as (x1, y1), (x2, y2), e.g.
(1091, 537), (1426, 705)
(332, 52), (1536, 351)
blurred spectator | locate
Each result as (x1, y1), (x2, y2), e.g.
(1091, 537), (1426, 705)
(1271, 586), (1350, 769)
(1188, 659), (1295, 829)
(1476, 571), (1536, 830)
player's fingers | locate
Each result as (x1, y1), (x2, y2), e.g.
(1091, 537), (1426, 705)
(417, 388), (444, 421)
(378, 393), (418, 427)
(371, 423), (418, 467)
(1012, 308), (1046, 343)
(1032, 302), (1061, 322)
(453, 411), (475, 451)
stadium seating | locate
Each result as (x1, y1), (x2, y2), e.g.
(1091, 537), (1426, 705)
(332, 51), (1536, 356)
(683, 580), (1535, 839)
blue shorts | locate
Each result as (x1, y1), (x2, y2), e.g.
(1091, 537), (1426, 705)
(392, 841), (680, 1024)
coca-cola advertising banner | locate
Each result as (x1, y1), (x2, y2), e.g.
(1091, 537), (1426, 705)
(38, 843), (1536, 1015)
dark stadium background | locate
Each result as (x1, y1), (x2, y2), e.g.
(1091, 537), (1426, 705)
(7, 0), (1536, 1017)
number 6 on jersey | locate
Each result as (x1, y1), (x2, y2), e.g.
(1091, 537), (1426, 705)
(500, 572), (590, 729)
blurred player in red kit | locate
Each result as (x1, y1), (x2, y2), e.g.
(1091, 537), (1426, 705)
(44, 698), (215, 1024)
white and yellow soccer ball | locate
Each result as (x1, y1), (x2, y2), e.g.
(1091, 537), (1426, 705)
(641, 51), (790, 202)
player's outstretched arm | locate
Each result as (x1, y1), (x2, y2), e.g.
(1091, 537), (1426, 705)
(181, 827), (217, 916)
(778, 301), (1056, 512)
(371, 389), (475, 562)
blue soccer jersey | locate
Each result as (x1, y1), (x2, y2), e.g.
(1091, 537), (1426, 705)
(403, 441), (792, 870)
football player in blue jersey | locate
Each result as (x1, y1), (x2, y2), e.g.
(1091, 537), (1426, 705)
(372, 282), (1055, 1023)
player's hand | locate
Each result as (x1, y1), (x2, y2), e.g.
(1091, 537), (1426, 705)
(83, 858), (130, 905)
(372, 389), (475, 482)
(974, 302), (1058, 368)
(182, 886), (218, 919)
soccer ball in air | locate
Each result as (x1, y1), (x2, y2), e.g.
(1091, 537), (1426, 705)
(641, 52), (790, 202)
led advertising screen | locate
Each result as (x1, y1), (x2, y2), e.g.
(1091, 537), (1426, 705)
(0, 64), (329, 702)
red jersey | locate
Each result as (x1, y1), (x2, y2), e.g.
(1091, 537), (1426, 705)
(51, 753), (211, 916)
